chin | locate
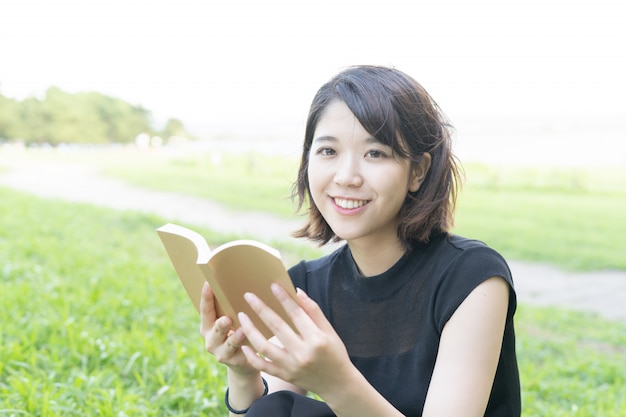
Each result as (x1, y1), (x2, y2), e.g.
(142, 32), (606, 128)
(331, 231), (361, 243)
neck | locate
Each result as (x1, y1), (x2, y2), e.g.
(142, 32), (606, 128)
(347, 235), (406, 277)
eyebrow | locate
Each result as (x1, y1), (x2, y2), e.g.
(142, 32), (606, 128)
(311, 136), (338, 145)
(312, 135), (382, 145)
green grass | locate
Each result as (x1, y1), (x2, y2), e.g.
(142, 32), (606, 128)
(98, 149), (299, 218)
(93, 149), (626, 272)
(0, 189), (224, 415)
(452, 163), (626, 271)
(454, 186), (626, 271)
(1, 187), (625, 415)
(2, 147), (625, 272)
(516, 306), (626, 416)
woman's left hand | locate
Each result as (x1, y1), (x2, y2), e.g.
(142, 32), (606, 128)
(238, 284), (352, 397)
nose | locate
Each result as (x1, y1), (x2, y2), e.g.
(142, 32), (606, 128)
(334, 154), (363, 187)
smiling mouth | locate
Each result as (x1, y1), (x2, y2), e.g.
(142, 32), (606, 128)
(333, 198), (369, 209)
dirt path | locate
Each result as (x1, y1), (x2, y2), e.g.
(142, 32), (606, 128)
(2, 152), (625, 322)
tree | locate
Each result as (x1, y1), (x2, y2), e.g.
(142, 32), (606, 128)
(86, 92), (153, 143)
(0, 94), (20, 141)
(162, 117), (190, 140)
(0, 87), (177, 145)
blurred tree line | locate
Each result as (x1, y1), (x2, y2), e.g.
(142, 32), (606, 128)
(0, 86), (190, 146)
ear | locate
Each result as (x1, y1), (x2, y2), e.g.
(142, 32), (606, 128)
(409, 153), (431, 193)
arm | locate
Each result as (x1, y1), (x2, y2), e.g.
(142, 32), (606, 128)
(422, 276), (510, 417)
(198, 282), (300, 416)
(239, 277), (509, 417)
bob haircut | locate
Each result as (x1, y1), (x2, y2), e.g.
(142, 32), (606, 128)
(293, 65), (462, 246)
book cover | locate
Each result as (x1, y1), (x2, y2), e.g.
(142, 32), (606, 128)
(156, 223), (297, 340)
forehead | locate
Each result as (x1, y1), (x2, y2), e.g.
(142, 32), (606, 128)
(313, 101), (374, 142)
(311, 101), (412, 156)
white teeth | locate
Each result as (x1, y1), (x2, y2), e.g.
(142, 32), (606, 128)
(334, 198), (367, 209)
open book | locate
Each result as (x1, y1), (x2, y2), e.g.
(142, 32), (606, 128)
(156, 223), (297, 340)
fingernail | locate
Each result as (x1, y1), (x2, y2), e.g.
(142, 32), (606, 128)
(271, 283), (283, 295)
(238, 312), (250, 325)
(244, 292), (259, 306)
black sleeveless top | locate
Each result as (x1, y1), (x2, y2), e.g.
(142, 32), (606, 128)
(288, 233), (521, 416)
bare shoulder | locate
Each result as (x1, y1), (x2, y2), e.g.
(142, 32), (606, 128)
(452, 276), (510, 328)
(423, 277), (510, 416)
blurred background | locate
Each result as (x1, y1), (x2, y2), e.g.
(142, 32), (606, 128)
(1, 1), (625, 415)
(2, 0), (624, 166)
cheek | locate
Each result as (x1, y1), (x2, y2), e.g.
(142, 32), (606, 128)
(306, 158), (323, 189)
(306, 161), (332, 208)
(306, 163), (321, 199)
(309, 170), (321, 197)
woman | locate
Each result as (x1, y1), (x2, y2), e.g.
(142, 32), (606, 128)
(200, 65), (520, 416)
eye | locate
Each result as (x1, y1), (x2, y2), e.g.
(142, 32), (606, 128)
(315, 147), (336, 156)
(365, 149), (387, 159)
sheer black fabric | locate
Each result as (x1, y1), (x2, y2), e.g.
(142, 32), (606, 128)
(274, 233), (520, 417)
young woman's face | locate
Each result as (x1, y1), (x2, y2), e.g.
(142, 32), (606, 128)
(307, 100), (422, 246)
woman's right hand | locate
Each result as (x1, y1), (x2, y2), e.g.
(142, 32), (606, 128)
(199, 282), (257, 375)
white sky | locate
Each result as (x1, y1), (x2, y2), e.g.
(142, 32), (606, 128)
(1, 0), (625, 152)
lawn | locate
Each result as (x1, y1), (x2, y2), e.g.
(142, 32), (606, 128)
(1, 146), (625, 415)
(93, 147), (626, 271)
(0, 187), (625, 416)
(454, 172), (626, 271)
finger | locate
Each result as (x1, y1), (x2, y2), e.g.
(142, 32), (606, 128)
(220, 327), (245, 354)
(243, 291), (302, 348)
(214, 316), (234, 337)
(270, 284), (322, 337)
(199, 282), (217, 336)
(238, 311), (286, 361)
(213, 326), (246, 364)
(227, 327), (246, 349)
(240, 345), (283, 376)
(200, 282), (236, 351)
